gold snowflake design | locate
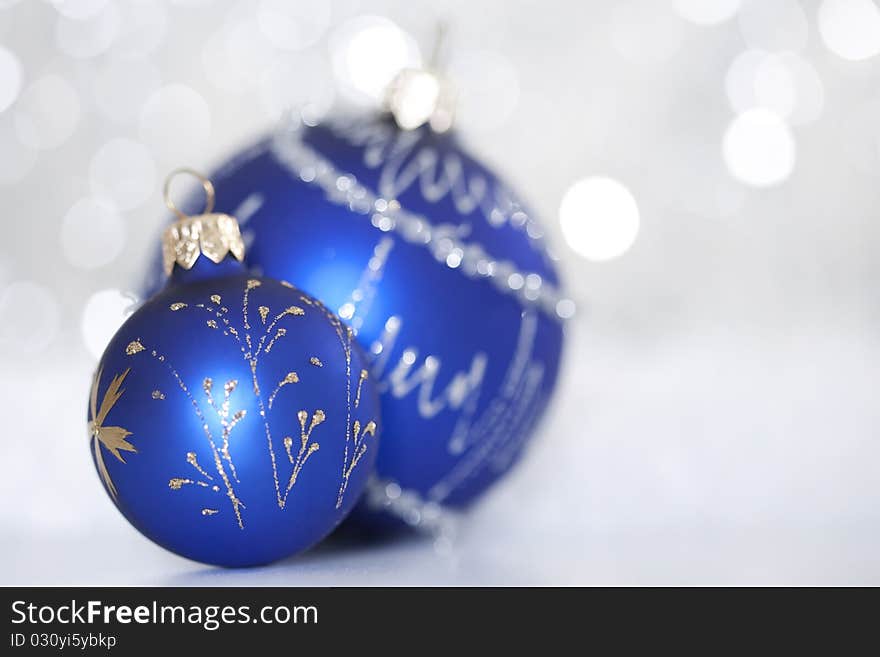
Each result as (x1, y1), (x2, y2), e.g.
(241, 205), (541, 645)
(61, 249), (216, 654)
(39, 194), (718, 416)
(88, 367), (136, 500)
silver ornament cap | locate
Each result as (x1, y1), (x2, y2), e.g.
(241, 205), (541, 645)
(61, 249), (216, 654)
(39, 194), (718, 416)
(385, 67), (457, 133)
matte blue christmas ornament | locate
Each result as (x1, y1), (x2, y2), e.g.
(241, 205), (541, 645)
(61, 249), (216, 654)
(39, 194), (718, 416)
(91, 170), (380, 566)
(144, 89), (569, 530)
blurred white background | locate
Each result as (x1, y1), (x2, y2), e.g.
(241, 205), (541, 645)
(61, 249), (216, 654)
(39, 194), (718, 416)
(1, 0), (879, 585)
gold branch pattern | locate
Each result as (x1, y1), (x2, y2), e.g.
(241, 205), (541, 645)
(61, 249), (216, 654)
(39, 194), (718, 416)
(354, 369), (368, 408)
(153, 279), (317, 517)
(282, 409), (324, 498)
(133, 344), (246, 529)
(203, 378), (247, 484)
(336, 418), (376, 508)
(297, 294), (375, 508)
(107, 277), (378, 528)
(268, 371), (299, 409)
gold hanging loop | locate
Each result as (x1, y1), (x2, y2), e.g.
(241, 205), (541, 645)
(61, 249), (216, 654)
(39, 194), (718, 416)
(163, 167), (216, 220)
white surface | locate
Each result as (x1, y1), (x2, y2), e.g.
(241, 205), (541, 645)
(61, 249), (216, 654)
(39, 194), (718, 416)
(4, 319), (879, 586)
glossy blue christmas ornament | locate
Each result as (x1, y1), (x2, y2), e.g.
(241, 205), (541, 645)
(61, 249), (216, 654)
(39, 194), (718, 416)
(91, 171), (380, 566)
(144, 91), (569, 530)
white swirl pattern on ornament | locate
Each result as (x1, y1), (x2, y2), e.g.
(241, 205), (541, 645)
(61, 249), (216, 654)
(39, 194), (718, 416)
(429, 310), (544, 501)
(270, 113), (572, 321)
(327, 116), (546, 244)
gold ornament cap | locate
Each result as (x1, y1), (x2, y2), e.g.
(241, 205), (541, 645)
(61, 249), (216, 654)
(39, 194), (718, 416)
(161, 168), (245, 277)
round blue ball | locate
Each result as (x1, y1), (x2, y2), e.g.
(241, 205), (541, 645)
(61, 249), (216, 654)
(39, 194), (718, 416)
(91, 267), (380, 565)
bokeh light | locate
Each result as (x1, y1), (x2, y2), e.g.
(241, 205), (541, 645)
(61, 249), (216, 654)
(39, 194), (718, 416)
(0, 281), (60, 355)
(49, 0), (108, 21)
(555, 298), (576, 320)
(112, 1), (168, 59)
(93, 58), (162, 125)
(610, 1), (683, 66)
(60, 197), (125, 270)
(839, 98), (880, 176)
(14, 75), (81, 150)
(89, 138), (157, 211)
(559, 177), (640, 262)
(737, 0), (808, 52)
(0, 0), (879, 586)
(257, 0), (330, 51)
(54, 2), (121, 59)
(81, 288), (134, 360)
(726, 49), (824, 125)
(202, 28), (248, 94)
(726, 49), (770, 113)
(448, 49), (519, 134)
(723, 108), (796, 187)
(169, 0), (215, 6)
(139, 84), (211, 164)
(0, 44), (22, 113)
(201, 7), (277, 95)
(818, 0), (880, 62)
(259, 52), (335, 121)
(752, 54), (796, 118)
(224, 15), (278, 88)
(674, 0), (740, 25)
(760, 53), (824, 125)
(0, 113), (36, 184)
(330, 16), (421, 105)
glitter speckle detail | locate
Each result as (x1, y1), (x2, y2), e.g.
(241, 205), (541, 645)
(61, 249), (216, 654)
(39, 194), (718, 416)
(296, 293), (360, 507)
(271, 114), (573, 321)
(169, 477), (203, 490)
(354, 369), (368, 408)
(201, 508), (219, 516)
(170, 302), (187, 311)
(154, 282), (338, 521)
(265, 328), (286, 353)
(186, 452), (213, 480)
(125, 340), (145, 355)
(203, 377), (247, 485)
(151, 390), (165, 400)
(268, 371), (299, 410)
(280, 409), (324, 499)
(337, 418), (376, 508)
